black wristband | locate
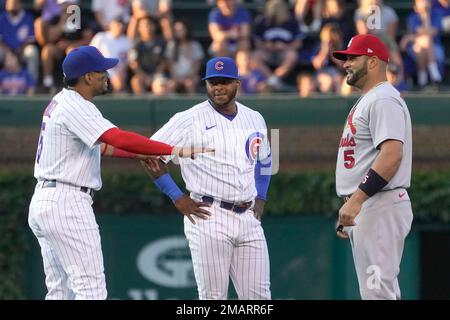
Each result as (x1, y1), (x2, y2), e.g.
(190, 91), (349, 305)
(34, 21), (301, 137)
(358, 168), (388, 197)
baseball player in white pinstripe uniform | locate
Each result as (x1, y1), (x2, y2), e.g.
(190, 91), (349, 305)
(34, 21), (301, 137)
(333, 35), (413, 299)
(141, 57), (272, 300)
(28, 46), (210, 300)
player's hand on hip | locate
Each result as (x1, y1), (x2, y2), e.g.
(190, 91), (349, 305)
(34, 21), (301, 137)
(174, 195), (211, 224)
(253, 198), (266, 221)
(171, 146), (215, 159)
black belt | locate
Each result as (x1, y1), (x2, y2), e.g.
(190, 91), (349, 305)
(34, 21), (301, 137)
(201, 196), (252, 214)
(42, 180), (95, 197)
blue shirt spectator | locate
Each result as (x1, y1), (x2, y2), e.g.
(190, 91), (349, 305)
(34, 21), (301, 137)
(209, 5), (250, 46)
(0, 5), (35, 50)
(407, 6), (444, 46)
(208, 0), (251, 56)
(0, 50), (35, 95)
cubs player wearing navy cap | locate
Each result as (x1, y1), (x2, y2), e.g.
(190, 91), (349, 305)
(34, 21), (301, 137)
(333, 35), (413, 299)
(141, 57), (272, 300)
(28, 46), (211, 300)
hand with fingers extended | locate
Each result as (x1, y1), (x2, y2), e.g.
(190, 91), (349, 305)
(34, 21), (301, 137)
(174, 195), (212, 224)
(140, 157), (165, 173)
(171, 146), (215, 159)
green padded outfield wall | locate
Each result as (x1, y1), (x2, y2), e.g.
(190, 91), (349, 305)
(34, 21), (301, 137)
(2, 94), (450, 127)
(24, 215), (419, 300)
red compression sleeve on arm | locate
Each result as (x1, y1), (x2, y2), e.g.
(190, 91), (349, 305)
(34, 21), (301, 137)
(99, 128), (174, 155)
(112, 148), (137, 159)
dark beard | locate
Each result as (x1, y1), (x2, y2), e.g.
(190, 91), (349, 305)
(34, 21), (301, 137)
(346, 60), (368, 86)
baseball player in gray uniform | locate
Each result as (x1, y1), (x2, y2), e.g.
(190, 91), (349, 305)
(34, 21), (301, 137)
(141, 57), (272, 300)
(28, 46), (209, 300)
(332, 34), (413, 300)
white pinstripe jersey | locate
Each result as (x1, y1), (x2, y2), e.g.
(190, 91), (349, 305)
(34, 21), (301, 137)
(34, 88), (116, 190)
(151, 100), (270, 202)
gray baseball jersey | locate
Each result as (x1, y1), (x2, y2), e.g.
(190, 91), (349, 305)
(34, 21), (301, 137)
(335, 81), (413, 300)
(151, 100), (271, 299)
(29, 88), (115, 299)
(336, 82), (412, 197)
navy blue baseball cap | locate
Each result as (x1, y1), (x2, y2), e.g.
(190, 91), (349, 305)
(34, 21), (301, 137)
(202, 57), (239, 80)
(62, 46), (119, 80)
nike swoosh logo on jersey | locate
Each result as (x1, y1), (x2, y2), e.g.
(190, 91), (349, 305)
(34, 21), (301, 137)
(205, 125), (217, 130)
(399, 192), (406, 198)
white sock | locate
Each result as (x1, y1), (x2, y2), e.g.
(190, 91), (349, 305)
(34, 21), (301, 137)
(428, 62), (442, 82)
(43, 75), (54, 87)
(418, 70), (428, 87)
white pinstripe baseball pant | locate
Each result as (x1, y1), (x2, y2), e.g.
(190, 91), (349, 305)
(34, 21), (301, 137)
(28, 182), (107, 300)
(184, 200), (271, 300)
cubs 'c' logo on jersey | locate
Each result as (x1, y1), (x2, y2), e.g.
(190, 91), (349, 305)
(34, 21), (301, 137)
(215, 61), (224, 70)
(245, 132), (264, 163)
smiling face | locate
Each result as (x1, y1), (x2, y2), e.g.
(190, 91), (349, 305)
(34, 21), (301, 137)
(343, 55), (370, 88)
(206, 77), (240, 109)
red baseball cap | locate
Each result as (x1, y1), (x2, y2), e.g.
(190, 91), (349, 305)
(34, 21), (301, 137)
(333, 34), (389, 63)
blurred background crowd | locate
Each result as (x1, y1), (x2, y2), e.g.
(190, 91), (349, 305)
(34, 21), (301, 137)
(0, 0), (449, 97)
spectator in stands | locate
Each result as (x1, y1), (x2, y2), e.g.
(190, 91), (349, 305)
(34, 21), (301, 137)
(0, 0), (39, 82)
(128, 0), (173, 41)
(0, 49), (35, 95)
(35, 0), (96, 92)
(433, 0), (450, 32)
(321, 0), (355, 44)
(354, 0), (403, 79)
(400, 0), (444, 87)
(208, 0), (251, 57)
(235, 49), (270, 95)
(164, 20), (204, 94)
(296, 23), (345, 97)
(128, 15), (166, 94)
(92, 0), (131, 31)
(34, 0), (60, 23)
(387, 62), (410, 95)
(90, 17), (132, 93)
(295, 0), (323, 34)
(355, 0), (398, 41)
(151, 72), (169, 96)
(254, 0), (301, 91)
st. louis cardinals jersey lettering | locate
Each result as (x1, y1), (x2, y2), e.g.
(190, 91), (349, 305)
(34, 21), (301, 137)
(336, 82), (412, 197)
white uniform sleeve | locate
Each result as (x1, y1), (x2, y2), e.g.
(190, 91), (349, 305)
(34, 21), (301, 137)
(63, 101), (116, 149)
(369, 98), (406, 149)
(151, 110), (192, 162)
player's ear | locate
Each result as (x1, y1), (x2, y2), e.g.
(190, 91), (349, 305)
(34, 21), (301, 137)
(83, 72), (94, 85)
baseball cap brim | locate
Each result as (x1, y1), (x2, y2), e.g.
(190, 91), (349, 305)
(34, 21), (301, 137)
(96, 57), (119, 72)
(333, 49), (365, 61)
(202, 74), (239, 81)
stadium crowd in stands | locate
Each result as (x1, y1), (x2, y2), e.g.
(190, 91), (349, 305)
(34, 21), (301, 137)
(0, 0), (449, 96)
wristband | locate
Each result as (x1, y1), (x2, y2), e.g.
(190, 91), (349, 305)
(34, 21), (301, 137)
(358, 168), (388, 197)
(154, 173), (184, 202)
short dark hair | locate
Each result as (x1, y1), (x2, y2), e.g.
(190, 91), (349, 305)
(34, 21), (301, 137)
(63, 76), (80, 87)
